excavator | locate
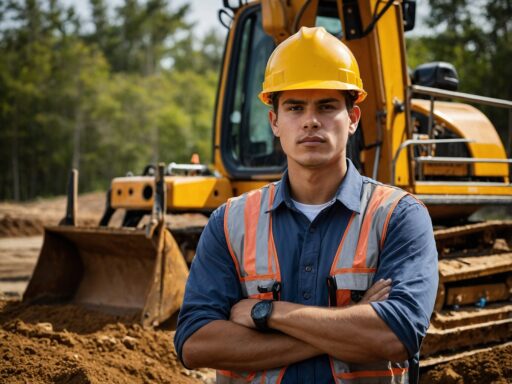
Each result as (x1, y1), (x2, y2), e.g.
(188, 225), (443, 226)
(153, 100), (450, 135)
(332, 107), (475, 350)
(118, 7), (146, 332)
(24, 0), (512, 368)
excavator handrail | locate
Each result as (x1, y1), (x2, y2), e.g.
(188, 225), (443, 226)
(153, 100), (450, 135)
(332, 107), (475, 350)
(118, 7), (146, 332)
(407, 85), (512, 184)
(390, 138), (474, 185)
(415, 157), (512, 164)
(410, 85), (512, 109)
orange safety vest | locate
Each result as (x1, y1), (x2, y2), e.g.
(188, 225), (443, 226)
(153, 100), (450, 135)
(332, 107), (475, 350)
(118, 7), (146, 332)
(219, 180), (410, 384)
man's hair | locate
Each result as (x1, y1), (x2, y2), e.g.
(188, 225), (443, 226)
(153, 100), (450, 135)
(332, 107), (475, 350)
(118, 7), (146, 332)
(271, 90), (358, 115)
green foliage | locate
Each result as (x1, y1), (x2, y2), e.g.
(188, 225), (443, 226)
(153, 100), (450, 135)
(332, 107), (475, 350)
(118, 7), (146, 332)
(0, 0), (222, 201)
(406, 0), (511, 145)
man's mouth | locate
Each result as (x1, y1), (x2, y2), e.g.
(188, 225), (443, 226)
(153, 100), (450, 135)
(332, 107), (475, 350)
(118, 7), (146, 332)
(298, 136), (325, 144)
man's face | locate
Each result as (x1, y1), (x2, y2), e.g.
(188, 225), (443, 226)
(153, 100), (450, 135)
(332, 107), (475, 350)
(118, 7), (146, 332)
(269, 89), (360, 169)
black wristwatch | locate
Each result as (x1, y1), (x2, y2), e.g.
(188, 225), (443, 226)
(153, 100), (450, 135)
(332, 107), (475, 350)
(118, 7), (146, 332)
(251, 300), (273, 331)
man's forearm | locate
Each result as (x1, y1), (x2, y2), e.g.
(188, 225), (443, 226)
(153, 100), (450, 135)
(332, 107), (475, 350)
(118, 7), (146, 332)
(268, 302), (408, 363)
(182, 319), (322, 371)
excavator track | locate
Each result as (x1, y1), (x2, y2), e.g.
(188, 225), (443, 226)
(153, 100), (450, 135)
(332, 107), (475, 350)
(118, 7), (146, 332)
(421, 221), (512, 363)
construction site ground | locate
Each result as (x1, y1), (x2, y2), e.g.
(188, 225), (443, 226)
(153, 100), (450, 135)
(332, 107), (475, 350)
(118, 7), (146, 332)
(0, 193), (510, 383)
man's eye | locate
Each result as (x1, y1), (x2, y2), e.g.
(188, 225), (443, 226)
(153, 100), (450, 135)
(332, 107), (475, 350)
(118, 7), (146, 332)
(320, 104), (335, 110)
(288, 105), (303, 111)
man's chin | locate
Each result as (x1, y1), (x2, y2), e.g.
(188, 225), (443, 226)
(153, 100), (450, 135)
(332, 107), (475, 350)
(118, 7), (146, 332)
(295, 158), (330, 169)
(290, 154), (345, 169)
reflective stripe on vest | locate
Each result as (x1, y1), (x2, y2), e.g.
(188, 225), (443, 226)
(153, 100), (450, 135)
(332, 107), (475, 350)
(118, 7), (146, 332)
(220, 180), (410, 384)
(224, 183), (281, 299)
(329, 182), (409, 384)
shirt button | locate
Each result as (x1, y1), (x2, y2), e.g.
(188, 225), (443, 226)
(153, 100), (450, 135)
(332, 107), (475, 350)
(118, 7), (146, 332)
(303, 292), (311, 300)
(309, 226), (316, 233)
(305, 265), (313, 272)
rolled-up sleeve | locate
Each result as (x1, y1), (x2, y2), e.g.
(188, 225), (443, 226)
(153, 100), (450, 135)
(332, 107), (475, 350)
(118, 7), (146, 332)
(174, 205), (242, 364)
(370, 195), (438, 357)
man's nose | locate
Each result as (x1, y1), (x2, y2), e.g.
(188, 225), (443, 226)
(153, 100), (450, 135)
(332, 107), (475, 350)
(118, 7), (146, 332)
(303, 110), (320, 129)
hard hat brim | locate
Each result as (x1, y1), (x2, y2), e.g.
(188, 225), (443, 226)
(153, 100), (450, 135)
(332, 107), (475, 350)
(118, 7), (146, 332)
(259, 80), (367, 106)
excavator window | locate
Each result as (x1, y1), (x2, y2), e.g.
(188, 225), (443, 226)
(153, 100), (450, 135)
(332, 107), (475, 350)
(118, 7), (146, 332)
(222, 5), (285, 178)
(315, 15), (342, 37)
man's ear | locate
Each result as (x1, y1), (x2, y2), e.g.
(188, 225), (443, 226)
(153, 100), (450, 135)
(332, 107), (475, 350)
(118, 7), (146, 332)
(348, 106), (361, 136)
(269, 109), (280, 137)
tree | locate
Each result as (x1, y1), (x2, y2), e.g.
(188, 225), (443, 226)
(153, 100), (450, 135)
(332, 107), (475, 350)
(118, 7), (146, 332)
(406, 0), (512, 148)
(87, 0), (192, 75)
(0, 0), (222, 200)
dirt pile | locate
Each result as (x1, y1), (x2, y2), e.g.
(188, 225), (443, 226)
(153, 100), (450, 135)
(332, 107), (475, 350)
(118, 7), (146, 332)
(0, 215), (45, 237)
(0, 300), (214, 384)
(420, 344), (512, 384)
(0, 193), (105, 238)
(0, 192), (208, 238)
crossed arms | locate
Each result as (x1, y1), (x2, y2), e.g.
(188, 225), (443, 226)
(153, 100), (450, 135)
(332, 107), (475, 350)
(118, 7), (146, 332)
(182, 279), (409, 371)
(177, 198), (438, 372)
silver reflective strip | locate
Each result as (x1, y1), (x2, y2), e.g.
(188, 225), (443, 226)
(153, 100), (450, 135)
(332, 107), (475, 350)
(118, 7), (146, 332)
(335, 183), (374, 269)
(359, 182), (376, 218)
(374, 189), (407, 243)
(263, 368), (284, 383)
(365, 188), (406, 268)
(227, 194), (248, 276)
(336, 214), (362, 269)
(255, 186), (271, 275)
(241, 278), (276, 297)
(332, 358), (350, 374)
(334, 272), (375, 290)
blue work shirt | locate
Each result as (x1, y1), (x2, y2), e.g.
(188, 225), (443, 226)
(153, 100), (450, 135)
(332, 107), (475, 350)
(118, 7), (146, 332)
(174, 160), (438, 383)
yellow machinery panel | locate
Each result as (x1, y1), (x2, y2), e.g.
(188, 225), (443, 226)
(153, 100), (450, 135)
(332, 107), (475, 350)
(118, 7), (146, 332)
(111, 176), (234, 211)
(411, 100), (509, 178)
(415, 182), (512, 197)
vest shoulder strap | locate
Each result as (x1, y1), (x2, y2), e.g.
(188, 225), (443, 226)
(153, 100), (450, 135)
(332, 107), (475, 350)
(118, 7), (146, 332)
(330, 181), (408, 279)
(224, 182), (280, 282)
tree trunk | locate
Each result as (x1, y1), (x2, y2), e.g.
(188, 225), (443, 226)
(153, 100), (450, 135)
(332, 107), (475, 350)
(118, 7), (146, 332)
(12, 114), (20, 201)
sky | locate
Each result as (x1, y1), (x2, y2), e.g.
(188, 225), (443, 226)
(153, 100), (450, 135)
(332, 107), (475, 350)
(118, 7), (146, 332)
(64, 0), (227, 37)
(63, 0), (430, 38)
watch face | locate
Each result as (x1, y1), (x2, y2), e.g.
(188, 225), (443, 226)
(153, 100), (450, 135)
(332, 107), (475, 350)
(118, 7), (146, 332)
(252, 300), (272, 320)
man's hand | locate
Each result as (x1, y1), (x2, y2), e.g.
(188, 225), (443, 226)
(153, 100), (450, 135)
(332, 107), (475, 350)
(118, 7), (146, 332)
(358, 278), (392, 305)
(230, 298), (260, 328)
(230, 279), (391, 329)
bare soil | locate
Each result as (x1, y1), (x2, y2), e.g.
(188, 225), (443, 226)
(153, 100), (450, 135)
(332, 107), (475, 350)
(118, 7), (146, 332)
(420, 344), (512, 384)
(0, 193), (104, 237)
(0, 193), (510, 383)
(0, 299), (213, 384)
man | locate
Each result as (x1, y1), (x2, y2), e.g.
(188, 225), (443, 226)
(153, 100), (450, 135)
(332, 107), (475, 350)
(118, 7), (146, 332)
(174, 27), (438, 383)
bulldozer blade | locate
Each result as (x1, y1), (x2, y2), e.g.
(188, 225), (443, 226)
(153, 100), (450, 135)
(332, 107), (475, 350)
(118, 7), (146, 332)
(23, 224), (189, 327)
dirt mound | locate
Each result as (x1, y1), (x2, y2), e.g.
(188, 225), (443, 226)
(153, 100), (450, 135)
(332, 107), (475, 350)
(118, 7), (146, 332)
(0, 193), (105, 238)
(0, 192), (208, 238)
(420, 344), (512, 384)
(0, 299), (213, 384)
(0, 215), (45, 237)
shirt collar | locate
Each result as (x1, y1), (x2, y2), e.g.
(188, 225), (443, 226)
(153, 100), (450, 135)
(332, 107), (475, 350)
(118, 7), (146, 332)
(269, 159), (362, 214)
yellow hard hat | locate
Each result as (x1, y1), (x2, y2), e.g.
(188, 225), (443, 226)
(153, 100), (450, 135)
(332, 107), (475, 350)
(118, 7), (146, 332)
(259, 26), (367, 105)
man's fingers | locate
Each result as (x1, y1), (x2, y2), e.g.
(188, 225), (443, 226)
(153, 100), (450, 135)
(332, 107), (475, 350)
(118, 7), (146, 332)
(360, 278), (392, 304)
(365, 278), (391, 297)
(368, 285), (391, 301)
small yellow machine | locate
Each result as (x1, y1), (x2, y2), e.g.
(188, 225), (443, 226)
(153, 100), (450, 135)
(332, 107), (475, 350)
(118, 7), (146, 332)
(25, 0), (511, 364)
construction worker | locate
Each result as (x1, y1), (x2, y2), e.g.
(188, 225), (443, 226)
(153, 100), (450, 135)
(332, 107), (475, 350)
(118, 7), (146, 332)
(175, 27), (438, 383)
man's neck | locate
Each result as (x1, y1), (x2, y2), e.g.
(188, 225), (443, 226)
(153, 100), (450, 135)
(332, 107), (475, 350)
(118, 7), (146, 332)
(287, 159), (347, 205)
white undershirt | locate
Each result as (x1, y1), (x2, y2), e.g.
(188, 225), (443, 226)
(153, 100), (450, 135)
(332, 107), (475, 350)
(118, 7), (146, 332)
(291, 198), (336, 222)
